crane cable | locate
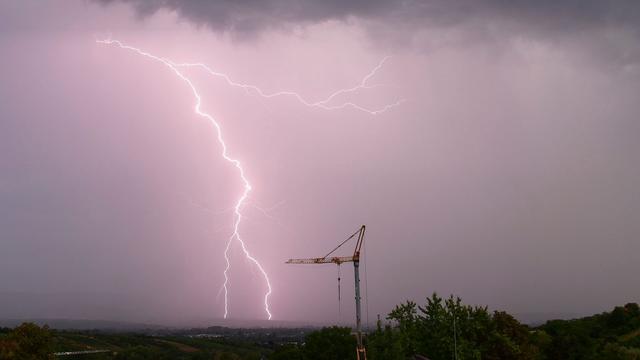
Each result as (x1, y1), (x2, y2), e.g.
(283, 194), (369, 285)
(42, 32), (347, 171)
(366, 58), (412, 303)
(363, 234), (370, 330)
(337, 263), (342, 319)
(323, 227), (362, 259)
(323, 227), (362, 323)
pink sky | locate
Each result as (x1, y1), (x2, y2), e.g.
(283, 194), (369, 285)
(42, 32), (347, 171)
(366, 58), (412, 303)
(1, 0), (639, 325)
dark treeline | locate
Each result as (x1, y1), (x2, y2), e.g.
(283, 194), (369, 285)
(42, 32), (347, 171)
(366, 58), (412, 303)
(2, 294), (639, 359)
(272, 293), (640, 360)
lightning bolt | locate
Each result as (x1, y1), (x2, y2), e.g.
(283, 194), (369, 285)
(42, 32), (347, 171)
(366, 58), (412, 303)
(172, 57), (405, 115)
(97, 38), (402, 320)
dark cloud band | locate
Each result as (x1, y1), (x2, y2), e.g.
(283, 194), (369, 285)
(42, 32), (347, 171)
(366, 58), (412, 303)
(95, 0), (640, 35)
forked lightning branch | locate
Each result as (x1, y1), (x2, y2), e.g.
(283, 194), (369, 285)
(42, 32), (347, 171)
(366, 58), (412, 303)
(97, 38), (402, 320)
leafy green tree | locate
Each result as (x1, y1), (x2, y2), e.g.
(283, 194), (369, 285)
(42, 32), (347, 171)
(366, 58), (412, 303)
(303, 326), (356, 360)
(602, 343), (640, 360)
(529, 329), (552, 359)
(387, 300), (419, 356)
(534, 302), (640, 359)
(371, 293), (542, 360)
(0, 337), (19, 359)
(1, 322), (53, 360)
(367, 316), (404, 360)
(414, 293), (490, 359)
(416, 293), (453, 359)
(539, 320), (597, 359)
(485, 311), (535, 360)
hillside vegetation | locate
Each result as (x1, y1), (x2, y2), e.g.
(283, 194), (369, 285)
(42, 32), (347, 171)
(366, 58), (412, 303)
(358, 294), (640, 360)
(1, 295), (639, 359)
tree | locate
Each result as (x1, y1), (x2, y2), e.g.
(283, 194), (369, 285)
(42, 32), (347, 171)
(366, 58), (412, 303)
(0, 337), (19, 359)
(371, 293), (542, 360)
(416, 293), (454, 359)
(414, 293), (490, 359)
(485, 311), (535, 360)
(0, 322), (53, 360)
(387, 300), (419, 356)
(303, 326), (356, 360)
(367, 321), (404, 360)
(269, 344), (303, 360)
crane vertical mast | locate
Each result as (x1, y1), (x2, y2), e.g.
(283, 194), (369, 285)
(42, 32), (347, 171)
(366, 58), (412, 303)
(286, 225), (367, 360)
(353, 225), (365, 358)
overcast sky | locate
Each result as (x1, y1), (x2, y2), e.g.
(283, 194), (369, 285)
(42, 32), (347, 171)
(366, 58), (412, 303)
(1, 0), (639, 325)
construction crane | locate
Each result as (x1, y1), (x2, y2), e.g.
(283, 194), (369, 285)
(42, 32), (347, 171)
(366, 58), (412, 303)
(286, 225), (367, 360)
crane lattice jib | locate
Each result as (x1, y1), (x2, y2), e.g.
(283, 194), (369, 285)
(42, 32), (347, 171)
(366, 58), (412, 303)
(285, 256), (355, 265)
(286, 225), (365, 264)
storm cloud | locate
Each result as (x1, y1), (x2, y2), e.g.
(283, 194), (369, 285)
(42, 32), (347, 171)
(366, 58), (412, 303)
(93, 1), (640, 35)
(1, 0), (640, 324)
(93, 0), (640, 64)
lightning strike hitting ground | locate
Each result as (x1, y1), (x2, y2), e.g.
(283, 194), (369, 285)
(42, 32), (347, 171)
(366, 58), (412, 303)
(97, 38), (401, 320)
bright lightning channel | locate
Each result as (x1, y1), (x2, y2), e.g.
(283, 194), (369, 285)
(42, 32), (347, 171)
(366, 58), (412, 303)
(172, 57), (405, 114)
(97, 38), (402, 320)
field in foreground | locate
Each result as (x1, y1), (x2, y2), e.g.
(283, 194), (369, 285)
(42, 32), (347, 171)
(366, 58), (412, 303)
(0, 325), (308, 359)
